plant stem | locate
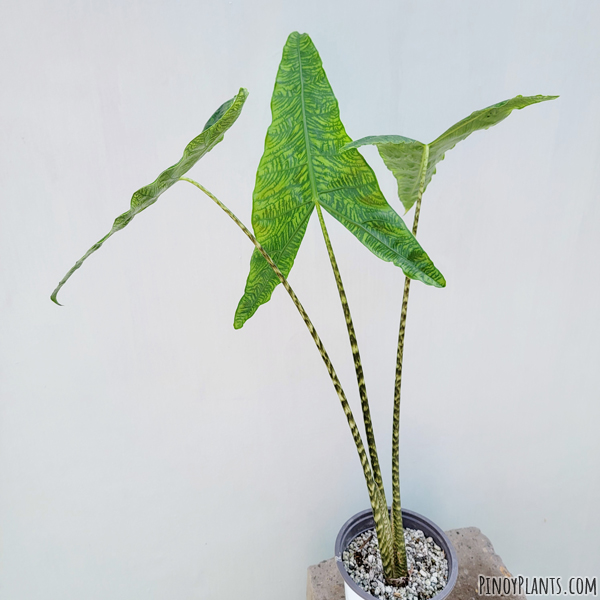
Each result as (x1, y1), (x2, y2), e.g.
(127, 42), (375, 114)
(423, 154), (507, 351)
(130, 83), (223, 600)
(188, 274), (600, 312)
(390, 145), (429, 578)
(314, 204), (387, 508)
(180, 177), (397, 577)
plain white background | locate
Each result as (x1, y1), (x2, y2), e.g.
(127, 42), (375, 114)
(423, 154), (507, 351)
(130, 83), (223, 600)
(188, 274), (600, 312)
(1, 1), (599, 599)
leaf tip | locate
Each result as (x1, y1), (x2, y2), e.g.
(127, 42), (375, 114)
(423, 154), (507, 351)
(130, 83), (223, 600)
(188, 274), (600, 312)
(233, 304), (248, 330)
(421, 268), (446, 289)
(532, 94), (559, 103)
(433, 268), (447, 288)
(50, 289), (63, 306)
(286, 31), (302, 44)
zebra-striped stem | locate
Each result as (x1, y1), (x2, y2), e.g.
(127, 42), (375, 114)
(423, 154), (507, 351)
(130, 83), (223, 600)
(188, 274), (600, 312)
(390, 274), (411, 578)
(390, 145), (428, 578)
(314, 204), (388, 507)
(314, 204), (400, 581)
(180, 177), (397, 578)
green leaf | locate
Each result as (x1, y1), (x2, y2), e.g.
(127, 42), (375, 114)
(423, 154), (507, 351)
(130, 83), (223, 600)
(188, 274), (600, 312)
(234, 33), (445, 329)
(51, 88), (249, 305)
(344, 94), (558, 212)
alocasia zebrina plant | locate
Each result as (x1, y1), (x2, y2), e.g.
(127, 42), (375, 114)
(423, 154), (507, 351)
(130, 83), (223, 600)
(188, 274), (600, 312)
(51, 31), (556, 586)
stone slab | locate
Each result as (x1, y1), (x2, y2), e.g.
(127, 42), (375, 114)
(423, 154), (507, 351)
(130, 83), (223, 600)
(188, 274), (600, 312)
(307, 556), (346, 600)
(307, 527), (525, 600)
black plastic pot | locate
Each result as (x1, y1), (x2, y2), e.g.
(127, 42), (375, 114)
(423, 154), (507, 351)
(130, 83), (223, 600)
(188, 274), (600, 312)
(334, 508), (459, 600)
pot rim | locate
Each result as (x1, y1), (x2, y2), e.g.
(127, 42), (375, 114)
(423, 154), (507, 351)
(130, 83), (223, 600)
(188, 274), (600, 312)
(334, 507), (459, 600)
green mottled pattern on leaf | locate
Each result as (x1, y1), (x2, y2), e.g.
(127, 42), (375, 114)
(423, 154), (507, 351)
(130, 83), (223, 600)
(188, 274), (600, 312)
(343, 135), (428, 215)
(345, 94), (558, 212)
(51, 88), (249, 304)
(234, 33), (444, 329)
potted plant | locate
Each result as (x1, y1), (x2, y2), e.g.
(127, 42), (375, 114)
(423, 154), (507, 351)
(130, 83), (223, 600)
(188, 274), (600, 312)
(51, 31), (556, 600)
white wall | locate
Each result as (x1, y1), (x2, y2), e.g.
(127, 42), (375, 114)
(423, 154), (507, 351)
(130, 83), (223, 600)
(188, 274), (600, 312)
(1, 1), (598, 599)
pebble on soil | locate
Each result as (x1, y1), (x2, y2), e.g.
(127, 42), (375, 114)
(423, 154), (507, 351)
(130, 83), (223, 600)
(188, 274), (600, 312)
(342, 527), (448, 600)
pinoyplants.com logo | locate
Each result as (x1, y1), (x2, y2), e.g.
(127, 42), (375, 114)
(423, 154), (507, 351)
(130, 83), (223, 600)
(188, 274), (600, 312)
(478, 575), (598, 596)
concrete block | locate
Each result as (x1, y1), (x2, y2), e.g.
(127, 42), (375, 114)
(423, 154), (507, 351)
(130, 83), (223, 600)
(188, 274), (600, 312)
(307, 556), (346, 600)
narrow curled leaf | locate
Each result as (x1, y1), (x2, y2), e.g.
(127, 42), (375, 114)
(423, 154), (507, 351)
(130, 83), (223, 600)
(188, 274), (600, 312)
(234, 33), (444, 329)
(344, 94), (558, 212)
(51, 88), (249, 304)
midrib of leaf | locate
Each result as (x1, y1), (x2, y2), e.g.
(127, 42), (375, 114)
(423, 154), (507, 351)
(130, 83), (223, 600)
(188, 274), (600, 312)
(404, 143), (429, 212)
(296, 36), (320, 208)
(432, 110), (484, 146)
(430, 95), (558, 152)
(417, 144), (430, 199)
(318, 202), (439, 286)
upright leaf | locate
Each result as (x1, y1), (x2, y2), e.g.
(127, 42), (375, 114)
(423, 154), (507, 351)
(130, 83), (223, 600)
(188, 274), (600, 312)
(234, 33), (444, 329)
(344, 94), (558, 212)
(51, 88), (249, 304)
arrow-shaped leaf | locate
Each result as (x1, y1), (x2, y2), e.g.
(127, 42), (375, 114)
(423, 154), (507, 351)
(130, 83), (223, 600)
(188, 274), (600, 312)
(234, 33), (444, 329)
(51, 88), (249, 304)
(344, 94), (558, 213)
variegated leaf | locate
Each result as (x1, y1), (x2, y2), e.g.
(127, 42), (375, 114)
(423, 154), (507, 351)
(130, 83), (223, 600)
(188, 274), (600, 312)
(51, 88), (249, 304)
(234, 33), (444, 329)
(344, 94), (558, 212)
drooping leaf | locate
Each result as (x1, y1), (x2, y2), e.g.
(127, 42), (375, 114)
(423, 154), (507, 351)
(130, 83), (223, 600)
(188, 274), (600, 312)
(234, 33), (445, 329)
(344, 94), (558, 212)
(51, 88), (249, 304)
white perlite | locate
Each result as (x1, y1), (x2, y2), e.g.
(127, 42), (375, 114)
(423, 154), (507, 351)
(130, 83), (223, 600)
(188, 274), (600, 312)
(342, 528), (448, 600)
